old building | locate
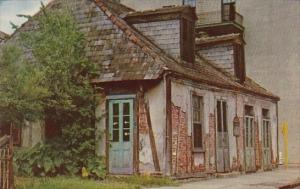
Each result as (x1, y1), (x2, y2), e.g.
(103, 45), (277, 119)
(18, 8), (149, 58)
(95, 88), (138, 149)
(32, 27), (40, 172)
(120, 0), (300, 166)
(236, 0), (300, 166)
(1, 0), (279, 176)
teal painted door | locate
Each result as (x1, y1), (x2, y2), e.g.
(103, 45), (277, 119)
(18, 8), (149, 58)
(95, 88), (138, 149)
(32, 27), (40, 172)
(108, 99), (134, 174)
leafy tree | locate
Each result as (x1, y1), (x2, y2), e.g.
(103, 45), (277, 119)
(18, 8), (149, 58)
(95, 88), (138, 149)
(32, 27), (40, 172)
(6, 3), (105, 178)
(0, 45), (49, 126)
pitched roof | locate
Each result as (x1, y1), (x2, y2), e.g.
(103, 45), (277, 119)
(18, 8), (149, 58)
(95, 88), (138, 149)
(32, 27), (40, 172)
(1, 0), (278, 101)
(92, 0), (279, 101)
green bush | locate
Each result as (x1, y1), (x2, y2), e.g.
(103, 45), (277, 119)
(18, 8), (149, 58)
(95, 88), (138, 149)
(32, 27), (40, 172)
(14, 124), (105, 178)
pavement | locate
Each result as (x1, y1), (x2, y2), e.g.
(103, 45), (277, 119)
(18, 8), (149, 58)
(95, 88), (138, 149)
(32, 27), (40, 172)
(151, 167), (300, 189)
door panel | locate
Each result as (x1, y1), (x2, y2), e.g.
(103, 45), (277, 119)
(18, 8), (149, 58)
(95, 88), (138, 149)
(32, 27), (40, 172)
(245, 116), (256, 172)
(216, 100), (230, 173)
(109, 99), (134, 174)
(262, 120), (272, 170)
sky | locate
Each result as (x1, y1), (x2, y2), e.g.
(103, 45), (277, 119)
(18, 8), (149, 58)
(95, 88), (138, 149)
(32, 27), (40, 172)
(0, 0), (51, 34)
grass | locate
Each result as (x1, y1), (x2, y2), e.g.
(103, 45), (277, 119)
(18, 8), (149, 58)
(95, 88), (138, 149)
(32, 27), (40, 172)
(15, 176), (177, 189)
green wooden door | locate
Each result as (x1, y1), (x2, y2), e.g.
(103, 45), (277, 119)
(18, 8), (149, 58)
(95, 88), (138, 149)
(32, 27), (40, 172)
(109, 99), (134, 174)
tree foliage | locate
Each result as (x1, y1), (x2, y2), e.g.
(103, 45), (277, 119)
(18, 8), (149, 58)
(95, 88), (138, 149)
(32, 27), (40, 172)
(0, 45), (49, 125)
(0, 3), (104, 178)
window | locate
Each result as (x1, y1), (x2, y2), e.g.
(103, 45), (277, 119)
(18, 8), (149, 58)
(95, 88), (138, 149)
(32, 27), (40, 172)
(183, 0), (196, 7)
(262, 109), (271, 148)
(216, 100), (228, 133)
(192, 95), (204, 149)
(244, 105), (254, 148)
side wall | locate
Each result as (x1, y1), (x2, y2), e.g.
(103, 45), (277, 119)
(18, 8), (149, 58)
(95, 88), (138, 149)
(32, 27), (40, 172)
(170, 78), (278, 174)
(236, 0), (300, 165)
(138, 81), (166, 174)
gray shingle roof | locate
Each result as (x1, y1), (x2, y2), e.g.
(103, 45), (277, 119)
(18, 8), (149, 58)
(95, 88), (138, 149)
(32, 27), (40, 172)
(1, 0), (279, 101)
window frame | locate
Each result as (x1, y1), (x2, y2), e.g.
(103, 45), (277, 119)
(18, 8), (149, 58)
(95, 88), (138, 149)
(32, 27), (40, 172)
(262, 108), (271, 148)
(244, 105), (255, 148)
(191, 93), (204, 152)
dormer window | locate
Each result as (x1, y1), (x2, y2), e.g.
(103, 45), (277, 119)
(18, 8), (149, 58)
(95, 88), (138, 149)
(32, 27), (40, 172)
(183, 0), (196, 7)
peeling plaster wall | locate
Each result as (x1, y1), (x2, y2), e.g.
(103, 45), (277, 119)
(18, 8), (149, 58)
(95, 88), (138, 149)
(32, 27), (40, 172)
(171, 78), (278, 173)
(139, 81), (166, 174)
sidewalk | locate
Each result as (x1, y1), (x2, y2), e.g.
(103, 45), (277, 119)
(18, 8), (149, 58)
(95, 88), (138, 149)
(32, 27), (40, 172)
(151, 167), (300, 189)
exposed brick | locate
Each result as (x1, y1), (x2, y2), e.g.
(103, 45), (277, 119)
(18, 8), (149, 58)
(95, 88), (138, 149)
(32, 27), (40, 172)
(171, 104), (192, 175)
(139, 101), (148, 135)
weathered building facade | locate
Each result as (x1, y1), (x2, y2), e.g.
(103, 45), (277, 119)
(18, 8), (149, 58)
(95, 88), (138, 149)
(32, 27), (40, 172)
(120, 0), (300, 166)
(236, 0), (300, 165)
(1, 0), (280, 176)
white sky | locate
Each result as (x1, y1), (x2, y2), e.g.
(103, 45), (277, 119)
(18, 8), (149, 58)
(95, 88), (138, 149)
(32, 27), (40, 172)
(0, 0), (51, 34)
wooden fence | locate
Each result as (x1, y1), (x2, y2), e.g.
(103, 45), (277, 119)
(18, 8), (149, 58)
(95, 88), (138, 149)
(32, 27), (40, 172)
(0, 135), (13, 189)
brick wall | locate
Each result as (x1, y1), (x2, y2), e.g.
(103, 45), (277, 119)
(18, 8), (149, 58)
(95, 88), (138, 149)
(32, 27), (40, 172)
(198, 43), (235, 75)
(171, 104), (192, 175)
(134, 20), (181, 58)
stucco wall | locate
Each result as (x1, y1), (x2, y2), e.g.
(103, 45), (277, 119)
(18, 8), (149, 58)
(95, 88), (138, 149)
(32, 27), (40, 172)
(236, 0), (300, 164)
(139, 81), (166, 174)
(171, 78), (278, 172)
